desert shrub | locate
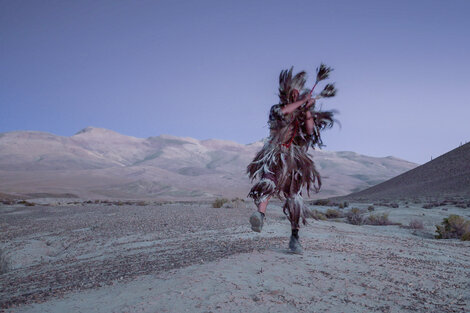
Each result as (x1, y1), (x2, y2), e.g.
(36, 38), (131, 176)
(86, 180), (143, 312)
(346, 208), (363, 225)
(306, 209), (327, 220)
(18, 200), (35, 206)
(313, 199), (330, 206)
(230, 198), (246, 208)
(408, 219), (424, 230)
(136, 201), (147, 206)
(435, 215), (470, 240)
(367, 205), (375, 212)
(376, 202), (399, 208)
(364, 213), (392, 225)
(325, 208), (343, 218)
(212, 198), (229, 208)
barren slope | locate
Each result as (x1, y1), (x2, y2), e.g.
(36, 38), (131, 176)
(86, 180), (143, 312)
(344, 142), (470, 200)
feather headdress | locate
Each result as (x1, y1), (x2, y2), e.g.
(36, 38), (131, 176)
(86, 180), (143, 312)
(278, 64), (338, 148)
(278, 67), (309, 105)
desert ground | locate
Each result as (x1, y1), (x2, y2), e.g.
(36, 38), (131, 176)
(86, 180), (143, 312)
(1, 199), (469, 313)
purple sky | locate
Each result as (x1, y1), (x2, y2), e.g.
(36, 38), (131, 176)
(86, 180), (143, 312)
(1, 0), (469, 164)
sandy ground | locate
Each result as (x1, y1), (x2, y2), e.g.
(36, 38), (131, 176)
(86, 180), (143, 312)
(1, 201), (469, 313)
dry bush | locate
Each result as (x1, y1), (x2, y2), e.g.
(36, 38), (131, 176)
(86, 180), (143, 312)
(306, 209), (327, 220)
(18, 200), (35, 206)
(408, 219), (424, 230)
(221, 198), (245, 209)
(346, 208), (363, 225)
(230, 198), (246, 208)
(325, 208), (343, 218)
(375, 202), (398, 208)
(313, 199), (330, 206)
(435, 215), (470, 241)
(364, 213), (393, 225)
(212, 198), (229, 208)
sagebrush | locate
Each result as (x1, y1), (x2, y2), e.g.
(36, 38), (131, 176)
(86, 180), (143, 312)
(435, 215), (470, 241)
(346, 208), (363, 225)
(212, 198), (229, 208)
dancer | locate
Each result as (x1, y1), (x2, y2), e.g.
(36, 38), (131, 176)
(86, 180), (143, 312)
(247, 65), (337, 254)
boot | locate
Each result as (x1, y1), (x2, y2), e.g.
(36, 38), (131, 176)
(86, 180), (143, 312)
(249, 211), (265, 232)
(289, 235), (303, 254)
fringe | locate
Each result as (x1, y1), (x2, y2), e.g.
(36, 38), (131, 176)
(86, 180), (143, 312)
(283, 193), (308, 228)
(248, 178), (276, 206)
(247, 143), (321, 198)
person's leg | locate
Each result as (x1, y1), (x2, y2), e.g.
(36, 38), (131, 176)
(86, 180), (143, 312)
(248, 177), (276, 233)
(249, 196), (271, 233)
(284, 194), (303, 254)
(257, 196), (271, 214)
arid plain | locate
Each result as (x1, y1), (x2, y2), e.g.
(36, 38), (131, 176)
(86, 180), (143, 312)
(1, 133), (469, 312)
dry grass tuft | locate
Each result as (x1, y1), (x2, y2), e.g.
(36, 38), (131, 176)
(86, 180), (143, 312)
(364, 213), (394, 226)
(408, 219), (424, 230)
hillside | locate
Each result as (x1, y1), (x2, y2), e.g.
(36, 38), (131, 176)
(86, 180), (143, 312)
(343, 142), (470, 200)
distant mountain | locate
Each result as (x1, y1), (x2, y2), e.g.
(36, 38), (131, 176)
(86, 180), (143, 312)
(0, 127), (417, 200)
(342, 142), (470, 200)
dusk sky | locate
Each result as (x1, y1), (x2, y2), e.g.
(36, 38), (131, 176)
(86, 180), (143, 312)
(1, 0), (469, 164)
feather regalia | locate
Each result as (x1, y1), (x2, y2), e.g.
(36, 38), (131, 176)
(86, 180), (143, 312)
(247, 65), (337, 227)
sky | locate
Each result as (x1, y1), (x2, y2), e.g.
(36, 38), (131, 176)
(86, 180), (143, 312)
(1, 0), (469, 164)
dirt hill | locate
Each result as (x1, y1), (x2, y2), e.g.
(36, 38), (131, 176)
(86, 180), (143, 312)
(343, 142), (470, 200)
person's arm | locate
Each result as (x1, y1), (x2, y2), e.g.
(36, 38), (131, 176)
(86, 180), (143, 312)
(280, 93), (313, 115)
(305, 110), (314, 135)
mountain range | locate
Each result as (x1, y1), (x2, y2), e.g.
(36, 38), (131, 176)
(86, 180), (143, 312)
(0, 127), (417, 200)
